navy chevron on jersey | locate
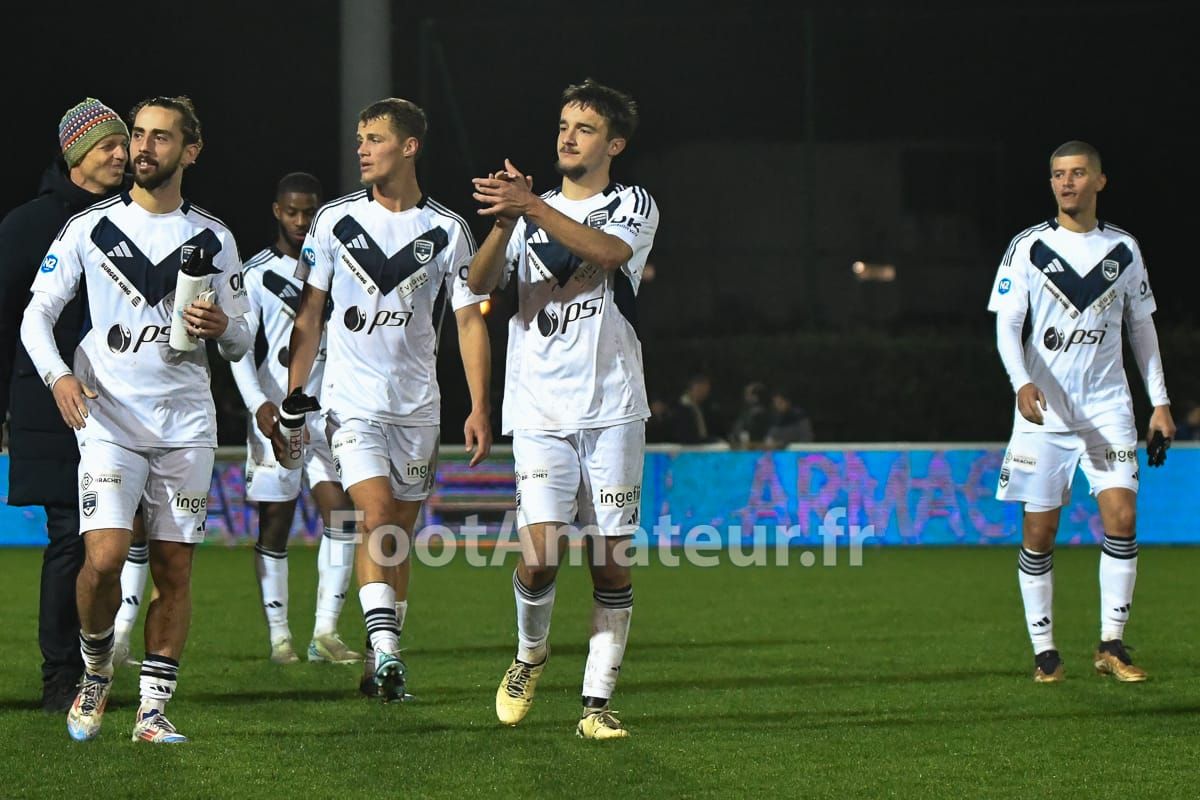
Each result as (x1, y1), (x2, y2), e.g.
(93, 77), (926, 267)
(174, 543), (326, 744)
(231, 247), (326, 415)
(501, 183), (659, 434)
(30, 193), (248, 447)
(296, 191), (486, 425)
(988, 218), (1155, 432)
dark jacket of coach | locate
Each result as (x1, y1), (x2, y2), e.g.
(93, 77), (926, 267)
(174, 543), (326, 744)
(0, 98), (129, 712)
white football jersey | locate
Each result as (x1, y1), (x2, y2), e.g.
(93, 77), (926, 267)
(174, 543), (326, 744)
(231, 247), (325, 415)
(30, 192), (248, 447)
(296, 191), (486, 426)
(501, 183), (659, 435)
(987, 218), (1156, 432)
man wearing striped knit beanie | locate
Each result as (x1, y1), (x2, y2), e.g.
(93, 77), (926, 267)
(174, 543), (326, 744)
(0, 98), (128, 712)
(59, 98), (130, 173)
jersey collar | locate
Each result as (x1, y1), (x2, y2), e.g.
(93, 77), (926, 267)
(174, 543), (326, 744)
(1048, 217), (1106, 231)
(120, 191), (190, 215)
(365, 191), (428, 210)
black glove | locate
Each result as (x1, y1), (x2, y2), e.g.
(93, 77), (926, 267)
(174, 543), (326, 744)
(1146, 430), (1169, 467)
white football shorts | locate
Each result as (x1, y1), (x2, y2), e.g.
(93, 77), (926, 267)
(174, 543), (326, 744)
(996, 422), (1140, 510)
(245, 412), (339, 503)
(77, 439), (214, 544)
(326, 414), (439, 501)
(512, 420), (645, 537)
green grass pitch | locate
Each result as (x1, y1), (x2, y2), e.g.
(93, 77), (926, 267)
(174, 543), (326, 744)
(0, 546), (1197, 798)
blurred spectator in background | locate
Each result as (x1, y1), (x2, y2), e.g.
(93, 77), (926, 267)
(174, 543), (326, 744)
(645, 393), (674, 443)
(765, 389), (813, 448)
(672, 373), (721, 444)
(1175, 400), (1200, 440)
(728, 381), (771, 448)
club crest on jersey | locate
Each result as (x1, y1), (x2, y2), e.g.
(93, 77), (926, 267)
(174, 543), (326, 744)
(180, 245), (196, 264)
(413, 239), (435, 264)
(82, 491), (98, 517)
(587, 209), (610, 228)
(1102, 259), (1119, 281)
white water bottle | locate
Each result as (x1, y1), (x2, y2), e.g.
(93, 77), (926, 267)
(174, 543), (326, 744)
(169, 248), (221, 352)
(277, 389), (320, 469)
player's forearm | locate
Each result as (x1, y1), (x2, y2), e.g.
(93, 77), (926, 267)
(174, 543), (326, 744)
(525, 197), (633, 270)
(456, 309), (491, 413)
(216, 312), (252, 362)
(1127, 313), (1170, 407)
(19, 291), (72, 388)
(229, 331), (269, 413)
(995, 308), (1032, 393)
(466, 223), (514, 294)
(287, 289), (325, 394)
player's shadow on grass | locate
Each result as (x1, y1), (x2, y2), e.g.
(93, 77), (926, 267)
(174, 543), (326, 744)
(418, 636), (815, 658)
(620, 667), (1017, 694)
(0, 697), (43, 712)
(185, 688), (357, 705)
(627, 702), (1200, 732)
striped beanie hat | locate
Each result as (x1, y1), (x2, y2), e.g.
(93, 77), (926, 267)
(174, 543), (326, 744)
(58, 98), (129, 167)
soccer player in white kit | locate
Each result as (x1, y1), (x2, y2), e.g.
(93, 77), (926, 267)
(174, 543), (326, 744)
(467, 79), (660, 739)
(988, 141), (1176, 684)
(231, 173), (361, 666)
(285, 98), (493, 702)
(20, 96), (252, 742)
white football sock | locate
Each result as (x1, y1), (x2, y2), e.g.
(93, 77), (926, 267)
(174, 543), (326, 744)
(582, 585), (633, 704)
(254, 544), (291, 642)
(513, 571), (555, 664)
(360, 582), (398, 655)
(314, 527), (355, 636)
(1018, 548), (1055, 654)
(115, 542), (150, 644)
(1099, 534), (1138, 642)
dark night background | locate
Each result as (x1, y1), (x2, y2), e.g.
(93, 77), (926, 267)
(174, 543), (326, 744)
(2, 1), (1195, 443)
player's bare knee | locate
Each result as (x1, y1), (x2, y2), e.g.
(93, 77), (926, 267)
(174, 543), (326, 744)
(590, 562), (631, 591)
(83, 530), (130, 576)
(518, 560), (560, 590)
(1105, 506), (1136, 538)
(1021, 519), (1058, 552)
(149, 543), (195, 587)
(588, 536), (633, 588)
(257, 509), (293, 552)
(87, 549), (128, 578)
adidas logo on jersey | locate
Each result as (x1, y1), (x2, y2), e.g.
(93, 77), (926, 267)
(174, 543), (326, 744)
(346, 234), (369, 250)
(106, 241), (132, 259)
(1042, 258), (1065, 274)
